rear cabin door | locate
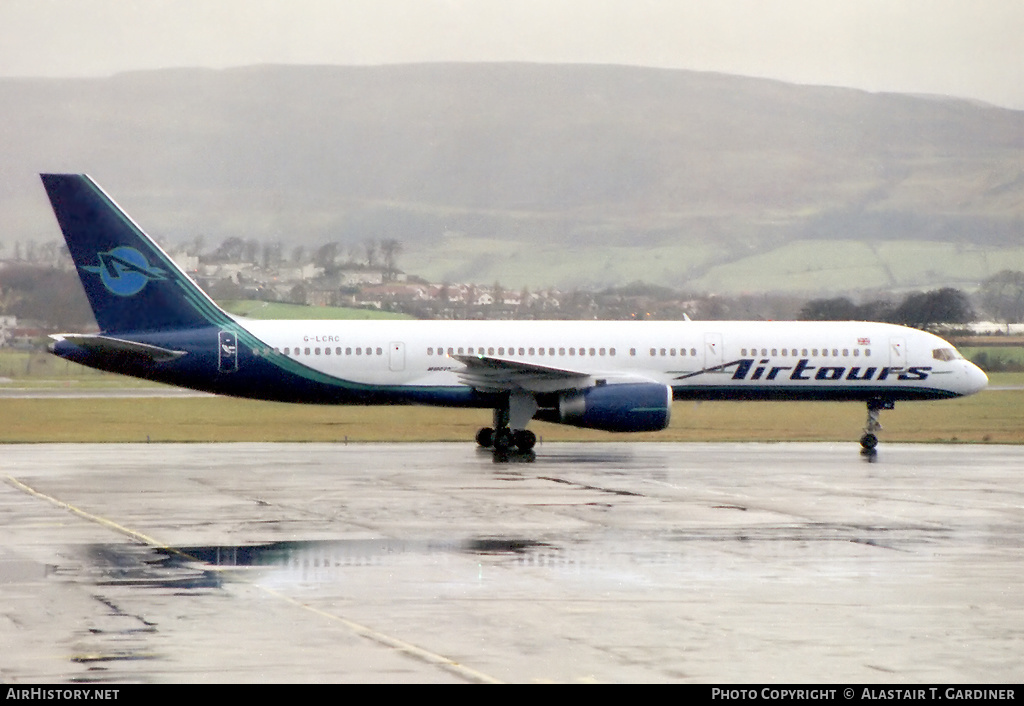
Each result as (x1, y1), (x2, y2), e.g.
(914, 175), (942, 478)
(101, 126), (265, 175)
(704, 333), (724, 370)
(218, 331), (238, 373)
(389, 341), (406, 372)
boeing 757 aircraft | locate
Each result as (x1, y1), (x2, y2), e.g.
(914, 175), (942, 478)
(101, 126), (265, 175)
(41, 174), (988, 455)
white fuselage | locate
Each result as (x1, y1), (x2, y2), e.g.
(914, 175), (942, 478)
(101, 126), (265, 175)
(238, 318), (988, 400)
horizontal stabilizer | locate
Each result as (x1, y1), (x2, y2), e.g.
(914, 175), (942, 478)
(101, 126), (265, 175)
(49, 334), (187, 364)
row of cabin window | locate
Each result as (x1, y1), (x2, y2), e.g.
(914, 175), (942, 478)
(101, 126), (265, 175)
(427, 346), (707, 358)
(281, 346), (384, 356)
(429, 346), (618, 357)
(275, 345), (872, 360)
(740, 347), (871, 358)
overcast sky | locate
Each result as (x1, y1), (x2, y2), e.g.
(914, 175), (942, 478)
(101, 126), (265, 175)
(1, 0), (1022, 110)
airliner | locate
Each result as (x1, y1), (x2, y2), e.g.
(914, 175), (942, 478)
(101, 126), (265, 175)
(40, 174), (988, 455)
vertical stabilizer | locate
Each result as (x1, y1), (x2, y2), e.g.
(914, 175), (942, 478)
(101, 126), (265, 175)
(40, 174), (231, 333)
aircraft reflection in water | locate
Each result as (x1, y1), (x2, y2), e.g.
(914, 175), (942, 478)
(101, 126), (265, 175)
(42, 175), (987, 457)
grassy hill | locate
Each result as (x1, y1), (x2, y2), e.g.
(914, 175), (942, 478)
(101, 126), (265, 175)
(3, 63), (1022, 294)
(218, 300), (412, 320)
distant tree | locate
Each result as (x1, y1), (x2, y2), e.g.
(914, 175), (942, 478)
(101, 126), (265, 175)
(314, 242), (340, 269)
(261, 242), (283, 269)
(0, 264), (93, 329)
(979, 270), (1024, 326)
(380, 238), (403, 278)
(211, 237), (246, 262)
(289, 282), (308, 305)
(242, 238), (260, 264)
(364, 239), (380, 268)
(799, 297), (859, 320)
(855, 298), (897, 323)
(891, 288), (974, 331)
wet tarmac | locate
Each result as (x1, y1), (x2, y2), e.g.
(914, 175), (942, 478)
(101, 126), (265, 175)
(1, 442), (1022, 683)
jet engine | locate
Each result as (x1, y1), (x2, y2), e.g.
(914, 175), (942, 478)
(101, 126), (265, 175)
(535, 382), (672, 432)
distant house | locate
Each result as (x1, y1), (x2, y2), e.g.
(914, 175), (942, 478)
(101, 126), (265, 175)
(339, 268), (385, 286)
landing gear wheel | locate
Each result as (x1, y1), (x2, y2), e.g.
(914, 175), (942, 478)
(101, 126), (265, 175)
(860, 398), (892, 458)
(513, 429), (537, 451)
(492, 427), (514, 452)
(475, 427), (494, 448)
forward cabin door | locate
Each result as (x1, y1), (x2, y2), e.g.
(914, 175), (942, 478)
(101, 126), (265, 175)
(889, 337), (906, 370)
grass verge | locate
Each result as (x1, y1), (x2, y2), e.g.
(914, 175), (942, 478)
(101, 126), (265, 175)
(1, 387), (1019, 444)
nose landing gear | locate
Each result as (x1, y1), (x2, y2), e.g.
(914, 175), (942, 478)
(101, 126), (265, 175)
(861, 398), (894, 458)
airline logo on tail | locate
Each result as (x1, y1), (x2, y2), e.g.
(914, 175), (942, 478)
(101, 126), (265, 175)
(81, 247), (167, 296)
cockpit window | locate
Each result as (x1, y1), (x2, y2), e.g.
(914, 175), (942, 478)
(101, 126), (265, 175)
(932, 348), (962, 362)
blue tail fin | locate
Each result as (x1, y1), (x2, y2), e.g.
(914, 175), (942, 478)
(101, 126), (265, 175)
(41, 174), (232, 333)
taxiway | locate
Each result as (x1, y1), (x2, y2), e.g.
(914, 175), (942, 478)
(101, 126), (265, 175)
(2, 442), (1022, 683)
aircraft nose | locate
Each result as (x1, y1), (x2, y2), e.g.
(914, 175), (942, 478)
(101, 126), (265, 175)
(963, 360), (989, 395)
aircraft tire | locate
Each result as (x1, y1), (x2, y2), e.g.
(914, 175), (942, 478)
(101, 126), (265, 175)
(513, 429), (537, 451)
(476, 427), (494, 448)
(493, 428), (514, 452)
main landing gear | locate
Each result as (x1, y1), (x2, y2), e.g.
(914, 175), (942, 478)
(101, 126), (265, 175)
(475, 391), (538, 454)
(860, 398), (893, 458)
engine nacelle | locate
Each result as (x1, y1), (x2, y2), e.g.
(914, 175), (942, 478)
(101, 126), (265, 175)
(536, 383), (672, 432)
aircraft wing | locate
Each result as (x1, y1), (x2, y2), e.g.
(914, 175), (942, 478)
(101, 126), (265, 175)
(452, 354), (590, 393)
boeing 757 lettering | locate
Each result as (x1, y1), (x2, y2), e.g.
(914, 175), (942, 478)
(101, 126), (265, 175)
(41, 174), (988, 456)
